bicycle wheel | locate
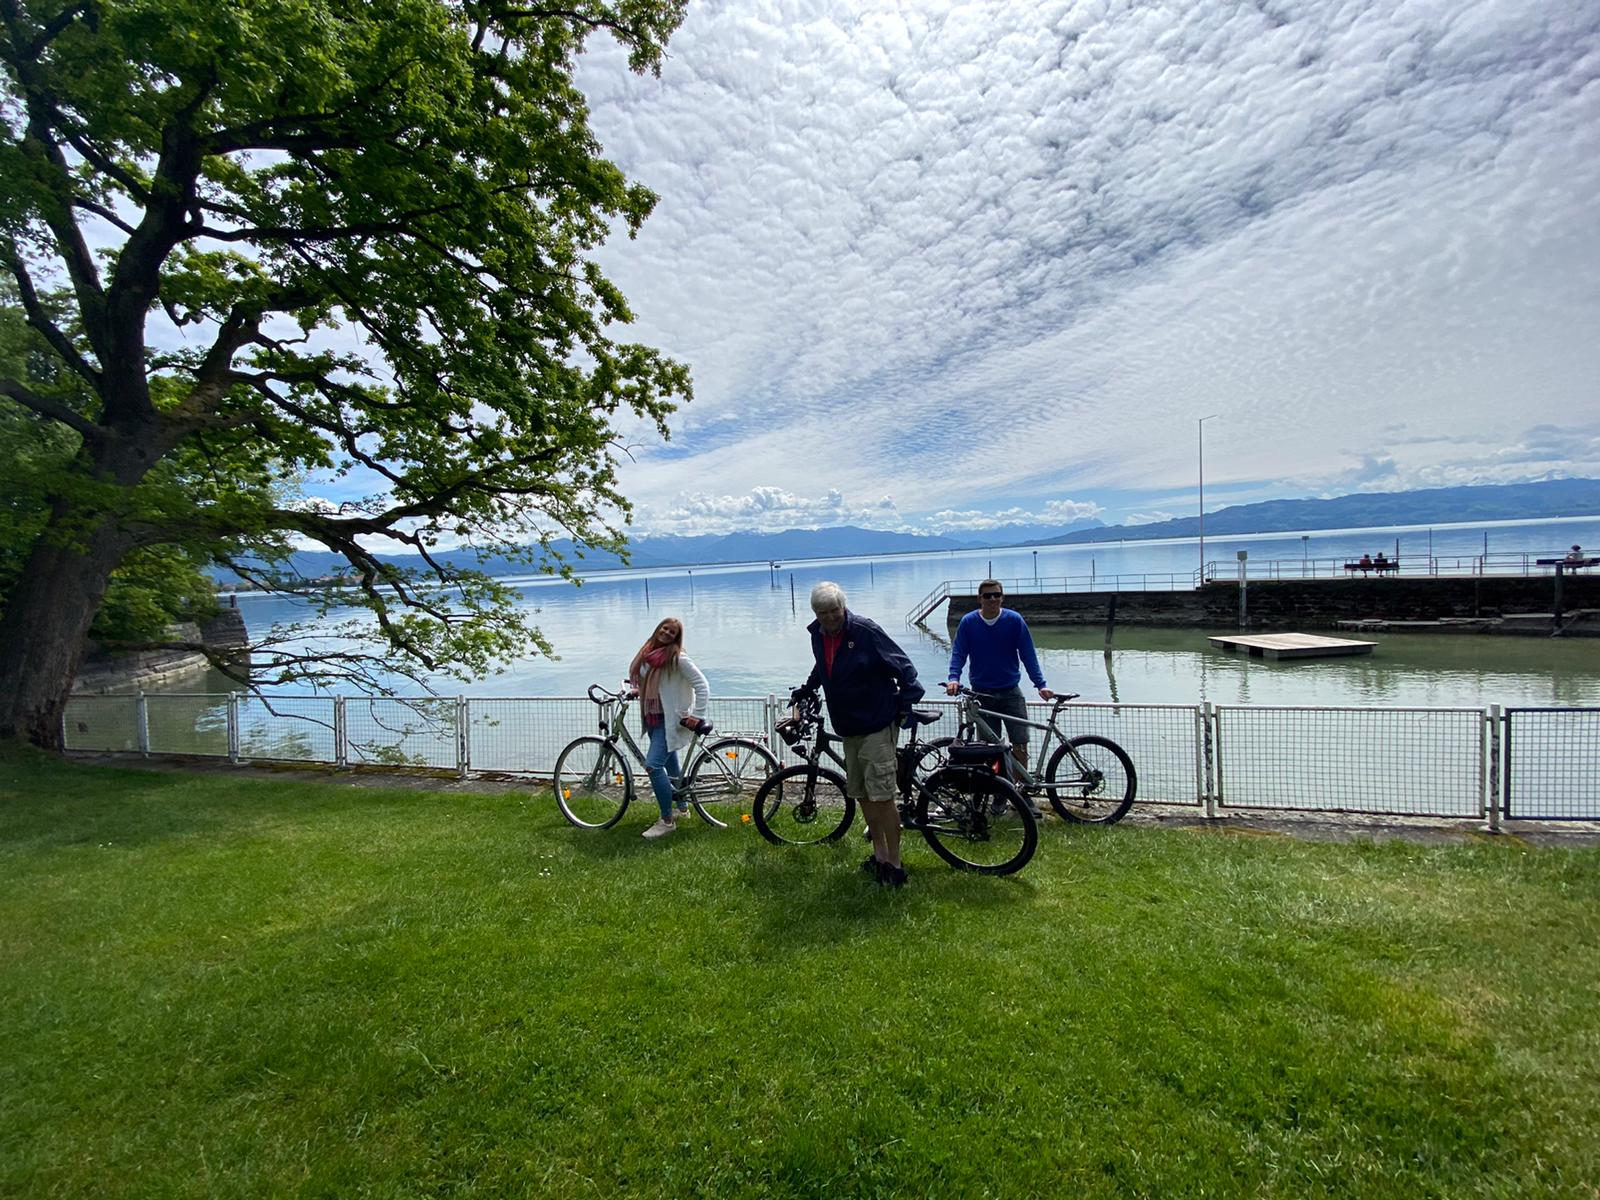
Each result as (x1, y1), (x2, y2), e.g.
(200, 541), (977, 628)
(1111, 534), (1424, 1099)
(684, 737), (778, 828)
(751, 764), (855, 846)
(915, 768), (1037, 875)
(1045, 735), (1136, 824)
(553, 737), (632, 829)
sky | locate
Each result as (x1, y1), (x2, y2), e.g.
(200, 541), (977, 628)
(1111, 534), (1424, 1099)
(560, 0), (1600, 538)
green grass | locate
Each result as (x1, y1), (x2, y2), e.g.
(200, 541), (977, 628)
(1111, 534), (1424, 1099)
(2, 751), (1598, 1198)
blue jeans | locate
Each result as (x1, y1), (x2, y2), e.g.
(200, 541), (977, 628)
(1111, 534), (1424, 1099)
(644, 721), (682, 821)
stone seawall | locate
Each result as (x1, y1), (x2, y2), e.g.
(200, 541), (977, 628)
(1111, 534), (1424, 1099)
(948, 575), (1600, 633)
(75, 606), (250, 692)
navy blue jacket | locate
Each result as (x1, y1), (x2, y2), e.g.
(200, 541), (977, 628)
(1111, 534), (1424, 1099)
(803, 610), (924, 737)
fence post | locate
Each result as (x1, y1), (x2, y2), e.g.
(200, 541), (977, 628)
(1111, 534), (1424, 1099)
(1203, 702), (1220, 816)
(136, 690), (149, 757)
(1194, 704), (1210, 815)
(334, 696), (348, 769)
(227, 692), (240, 764)
(1485, 704), (1502, 833)
(456, 694), (468, 779)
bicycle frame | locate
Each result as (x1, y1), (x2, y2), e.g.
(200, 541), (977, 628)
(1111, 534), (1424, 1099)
(952, 691), (1076, 793)
(593, 686), (711, 781)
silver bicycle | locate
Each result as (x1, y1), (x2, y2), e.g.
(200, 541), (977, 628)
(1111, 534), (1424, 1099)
(553, 684), (778, 829)
(919, 687), (1137, 824)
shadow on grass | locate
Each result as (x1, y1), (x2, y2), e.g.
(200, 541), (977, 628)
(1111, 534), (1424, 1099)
(734, 828), (1039, 954)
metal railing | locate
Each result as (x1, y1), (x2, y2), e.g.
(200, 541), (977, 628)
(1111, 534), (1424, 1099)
(62, 692), (1600, 822)
(908, 551), (1593, 620)
(1202, 551), (1596, 583)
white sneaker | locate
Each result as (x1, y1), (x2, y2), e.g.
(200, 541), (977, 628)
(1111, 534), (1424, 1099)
(642, 819), (676, 839)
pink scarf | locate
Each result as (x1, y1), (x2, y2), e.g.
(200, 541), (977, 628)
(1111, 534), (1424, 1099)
(637, 646), (672, 720)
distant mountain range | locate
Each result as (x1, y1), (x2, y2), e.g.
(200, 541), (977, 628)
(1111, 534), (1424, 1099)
(1024, 478), (1600, 547)
(220, 478), (1600, 583)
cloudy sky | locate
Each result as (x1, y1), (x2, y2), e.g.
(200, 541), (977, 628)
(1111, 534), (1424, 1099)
(565, 0), (1600, 537)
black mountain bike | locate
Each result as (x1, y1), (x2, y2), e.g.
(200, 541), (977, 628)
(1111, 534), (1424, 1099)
(751, 690), (1037, 876)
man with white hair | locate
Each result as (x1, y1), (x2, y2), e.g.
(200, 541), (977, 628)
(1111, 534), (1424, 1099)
(795, 580), (924, 888)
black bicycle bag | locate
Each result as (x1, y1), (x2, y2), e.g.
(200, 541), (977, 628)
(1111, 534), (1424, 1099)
(946, 742), (1008, 770)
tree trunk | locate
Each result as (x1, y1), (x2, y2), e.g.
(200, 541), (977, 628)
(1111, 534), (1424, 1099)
(0, 509), (135, 750)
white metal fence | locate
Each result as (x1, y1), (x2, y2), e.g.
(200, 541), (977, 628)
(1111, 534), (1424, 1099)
(62, 693), (1600, 822)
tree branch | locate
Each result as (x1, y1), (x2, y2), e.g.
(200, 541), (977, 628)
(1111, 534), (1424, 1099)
(0, 376), (103, 439)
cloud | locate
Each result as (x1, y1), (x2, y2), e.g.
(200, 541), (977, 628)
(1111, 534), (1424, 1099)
(574, 0), (1600, 532)
(1125, 511), (1179, 527)
(639, 487), (902, 535)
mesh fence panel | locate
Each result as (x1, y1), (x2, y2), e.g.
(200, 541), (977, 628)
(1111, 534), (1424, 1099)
(1215, 706), (1485, 817)
(468, 696), (778, 776)
(767, 699), (1200, 808)
(344, 697), (460, 770)
(468, 698), (593, 775)
(1504, 708), (1600, 819)
(237, 696), (338, 764)
(1056, 704), (1201, 808)
(62, 695), (140, 752)
(145, 694), (229, 757)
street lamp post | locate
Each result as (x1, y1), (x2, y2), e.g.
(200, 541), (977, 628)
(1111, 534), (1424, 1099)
(1198, 414), (1217, 582)
(1032, 550), (1038, 583)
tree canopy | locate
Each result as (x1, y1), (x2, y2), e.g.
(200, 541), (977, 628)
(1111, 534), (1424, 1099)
(0, 0), (692, 744)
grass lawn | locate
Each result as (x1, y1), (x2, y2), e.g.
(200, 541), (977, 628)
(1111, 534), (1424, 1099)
(2, 751), (1598, 1198)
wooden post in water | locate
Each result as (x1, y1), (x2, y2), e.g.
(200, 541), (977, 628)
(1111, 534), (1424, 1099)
(644, 578), (649, 607)
(1104, 594), (1118, 650)
(790, 573), (795, 615)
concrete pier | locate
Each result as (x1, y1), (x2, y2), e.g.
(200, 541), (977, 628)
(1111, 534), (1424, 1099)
(947, 575), (1600, 634)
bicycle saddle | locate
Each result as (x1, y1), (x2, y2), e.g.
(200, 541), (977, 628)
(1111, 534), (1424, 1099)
(906, 708), (942, 726)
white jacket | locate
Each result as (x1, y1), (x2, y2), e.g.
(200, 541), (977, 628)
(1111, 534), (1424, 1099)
(639, 652), (711, 754)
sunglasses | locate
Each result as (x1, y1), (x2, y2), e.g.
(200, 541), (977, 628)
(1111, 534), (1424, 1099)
(979, 592), (1003, 600)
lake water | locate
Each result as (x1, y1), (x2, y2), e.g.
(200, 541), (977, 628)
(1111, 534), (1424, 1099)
(203, 517), (1600, 708)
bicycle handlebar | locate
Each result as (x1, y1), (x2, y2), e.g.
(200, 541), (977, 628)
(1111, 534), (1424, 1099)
(587, 683), (637, 704)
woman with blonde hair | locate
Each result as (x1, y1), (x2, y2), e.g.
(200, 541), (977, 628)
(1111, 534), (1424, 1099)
(627, 617), (710, 839)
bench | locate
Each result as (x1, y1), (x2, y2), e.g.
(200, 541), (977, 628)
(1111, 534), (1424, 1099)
(1343, 561), (1399, 576)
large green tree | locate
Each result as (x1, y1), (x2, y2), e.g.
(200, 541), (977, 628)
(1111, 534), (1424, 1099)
(0, 0), (691, 747)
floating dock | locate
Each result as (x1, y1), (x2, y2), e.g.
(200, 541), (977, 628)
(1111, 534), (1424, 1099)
(1208, 632), (1376, 660)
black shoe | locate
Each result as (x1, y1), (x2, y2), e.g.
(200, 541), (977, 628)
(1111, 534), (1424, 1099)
(860, 854), (882, 877)
(879, 862), (908, 889)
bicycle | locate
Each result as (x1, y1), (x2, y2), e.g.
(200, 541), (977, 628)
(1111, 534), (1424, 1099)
(751, 689), (1037, 875)
(918, 686), (1137, 824)
(553, 684), (778, 830)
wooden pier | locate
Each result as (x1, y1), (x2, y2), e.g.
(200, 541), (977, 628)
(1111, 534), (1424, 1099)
(1208, 633), (1376, 660)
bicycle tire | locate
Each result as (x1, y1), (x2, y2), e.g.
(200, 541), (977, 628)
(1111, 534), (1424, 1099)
(1045, 735), (1136, 824)
(553, 737), (632, 829)
(915, 767), (1036, 875)
(751, 764), (855, 846)
(684, 737), (778, 828)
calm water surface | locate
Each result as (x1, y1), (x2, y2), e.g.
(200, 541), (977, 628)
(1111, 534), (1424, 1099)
(203, 517), (1600, 708)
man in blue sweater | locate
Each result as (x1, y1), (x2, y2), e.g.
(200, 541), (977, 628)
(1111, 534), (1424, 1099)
(945, 580), (1053, 802)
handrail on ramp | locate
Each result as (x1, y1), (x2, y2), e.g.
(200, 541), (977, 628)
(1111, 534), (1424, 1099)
(906, 581), (953, 625)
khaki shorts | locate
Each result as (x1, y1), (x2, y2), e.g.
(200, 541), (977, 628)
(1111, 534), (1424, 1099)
(842, 724), (899, 805)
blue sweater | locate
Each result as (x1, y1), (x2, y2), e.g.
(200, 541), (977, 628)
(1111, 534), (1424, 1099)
(947, 608), (1047, 693)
